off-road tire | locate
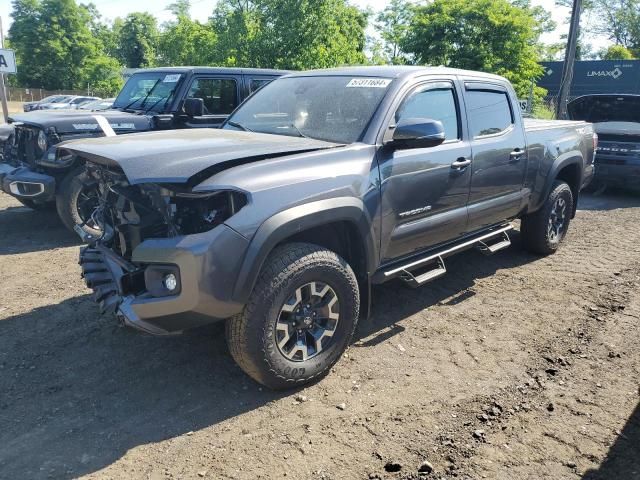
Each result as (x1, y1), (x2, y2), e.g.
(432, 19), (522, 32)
(521, 180), (573, 255)
(17, 198), (55, 211)
(226, 242), (360, 390)
(55, 167), (101, 238)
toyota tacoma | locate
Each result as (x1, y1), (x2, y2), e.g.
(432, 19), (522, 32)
(64, 67), (596, 389)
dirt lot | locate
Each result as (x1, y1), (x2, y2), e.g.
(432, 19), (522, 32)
(0, 190), (639, 480)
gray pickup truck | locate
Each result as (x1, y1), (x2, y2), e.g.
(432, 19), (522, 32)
(65, 66), (596, 389)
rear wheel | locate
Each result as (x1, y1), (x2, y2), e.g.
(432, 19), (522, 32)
(521, 180), (573, 255)
(55, 167), (102, 239)
(226, 243), (360, 390)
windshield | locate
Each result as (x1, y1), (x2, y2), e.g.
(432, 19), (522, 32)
(112, 72), (184, 112)
(568, 96), (640, 124)
(224, 76), (393, 143)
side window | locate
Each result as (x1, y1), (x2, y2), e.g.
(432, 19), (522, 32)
(466, 90), (514, 137)
(395, 84), (460, 141)
(186, 78), (238, 115)
(249, 78), (273, 93)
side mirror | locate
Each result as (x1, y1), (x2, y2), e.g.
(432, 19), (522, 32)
(183, 97), (204, 117)
(390, 118), (446, 149)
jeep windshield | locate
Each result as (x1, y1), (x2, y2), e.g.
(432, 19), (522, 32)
(224, 76), (393, 144)
(112, 71), (184, 113)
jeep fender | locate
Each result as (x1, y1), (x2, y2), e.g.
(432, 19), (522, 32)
(231, 197), (376, 304)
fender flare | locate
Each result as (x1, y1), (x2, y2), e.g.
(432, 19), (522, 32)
(231, 197), (377, 304)
(533, 154), (584, 213)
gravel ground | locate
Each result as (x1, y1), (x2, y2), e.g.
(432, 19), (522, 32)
(0, 190), (639, 480)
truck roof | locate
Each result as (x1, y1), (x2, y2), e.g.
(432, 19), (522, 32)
(135, 66), (291, 76)
(288, 65), (507, 82)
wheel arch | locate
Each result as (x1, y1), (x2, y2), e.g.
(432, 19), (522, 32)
(231, 197), (376, 317)
(537, 155), (583, 218)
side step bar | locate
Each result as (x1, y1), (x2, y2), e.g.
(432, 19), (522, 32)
(377, 224), (513, 288)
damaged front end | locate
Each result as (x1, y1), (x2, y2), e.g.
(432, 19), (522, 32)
(78, 162), (250, 334)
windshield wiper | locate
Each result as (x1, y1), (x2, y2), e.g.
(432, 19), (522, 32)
(285, 123), (310, 138)
(143, 89), (175, 114)
(119, 79), (161, 112)
(227, 120), (253, 132)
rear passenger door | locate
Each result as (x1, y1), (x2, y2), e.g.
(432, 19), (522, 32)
(464, 82), (528, 231)
(182, 76), (241, 128)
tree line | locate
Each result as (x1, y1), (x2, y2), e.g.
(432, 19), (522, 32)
(6, 0), (640, 99)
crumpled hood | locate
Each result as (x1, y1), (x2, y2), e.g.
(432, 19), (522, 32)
(59, 128), (340, 185)
(9, 110), (152, 134)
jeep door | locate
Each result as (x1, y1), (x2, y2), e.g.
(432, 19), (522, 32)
(378, 79), (473, 263)
(463, 82), (528, 231)
(182, 75), (242, 128)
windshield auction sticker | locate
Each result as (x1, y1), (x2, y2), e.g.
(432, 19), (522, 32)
(162, 74), (182, 83)
(346, 78), (392, 88)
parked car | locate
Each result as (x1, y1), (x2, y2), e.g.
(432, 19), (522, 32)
(67, 66), (596, 389)
(0, 67), (287, 231)
(568, 94), (640, 190)
(38, 95), (101, 110)
(78, 98), (115, 111)
(23, 95), (73, 112)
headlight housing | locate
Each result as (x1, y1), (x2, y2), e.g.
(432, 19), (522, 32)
(37, 130), (48, 151)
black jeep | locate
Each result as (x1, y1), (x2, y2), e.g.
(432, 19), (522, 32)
(0, 67), (287, 235)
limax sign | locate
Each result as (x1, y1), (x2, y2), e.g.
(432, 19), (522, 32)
(0, 49), (17, 74)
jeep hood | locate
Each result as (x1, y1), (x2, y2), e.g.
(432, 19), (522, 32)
(60, 128), (341, 185)
(9, 110), (152, 134)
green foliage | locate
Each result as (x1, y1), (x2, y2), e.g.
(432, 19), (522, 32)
(116, 12), (159, 68)
(158, 4), (217, 66)
(374, 0), (413, 64)
(212, 0), (368, 69)
(401, 0), (546, 99)
(9, 0), (97, 89)
(82, 55), (123, 96)
(557, 0), (640, 56)
(7, 0), (556, 104)
(601, 44), (636, 59)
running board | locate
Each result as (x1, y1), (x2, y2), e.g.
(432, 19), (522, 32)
(476, 231), (512, 256)
(376, 224), (513, 285)
(399, 256), (447, 288)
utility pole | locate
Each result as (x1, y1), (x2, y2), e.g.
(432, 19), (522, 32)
(556, 0), (582, 119)
(0, 16), (9, 123)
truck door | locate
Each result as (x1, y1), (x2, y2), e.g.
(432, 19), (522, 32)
(464, 82), (528, 231)
(379, 80), (473, 263)
(182, 75), (241, 128)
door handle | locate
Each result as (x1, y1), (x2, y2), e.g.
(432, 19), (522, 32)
(509, 148), (525, 161)
(451, 158), (472, 170)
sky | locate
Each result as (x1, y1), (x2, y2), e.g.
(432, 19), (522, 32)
(0, 0), (610, 53)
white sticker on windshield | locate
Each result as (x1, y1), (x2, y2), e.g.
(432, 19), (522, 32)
(346, 78), (392, 88)
(162, 74), (182, 83)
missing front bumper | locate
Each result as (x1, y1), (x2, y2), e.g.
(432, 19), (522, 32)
(78, 245), (171, 333)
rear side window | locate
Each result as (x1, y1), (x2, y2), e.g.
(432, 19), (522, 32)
(249, 78), (273, 93)
(395, 83), (460, 141)
(186, 78), (238, 115)
(466, 90), (513, 137)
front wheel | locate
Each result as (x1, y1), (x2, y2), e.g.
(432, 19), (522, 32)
(55, 167), (102, 239)
(226, 243), (360, 390)
(521, 180), (574, 255)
